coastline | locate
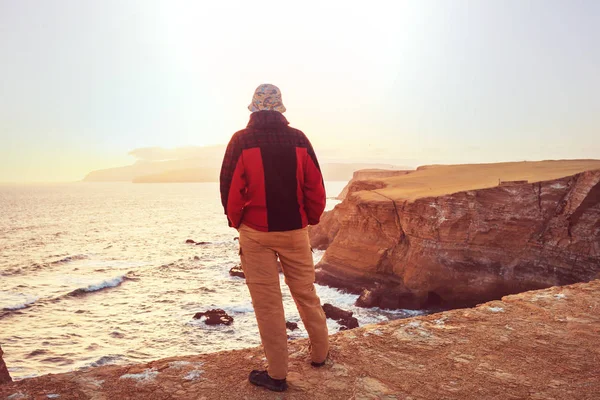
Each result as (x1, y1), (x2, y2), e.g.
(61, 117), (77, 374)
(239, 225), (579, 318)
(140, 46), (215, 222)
(2, 279), (599, 399)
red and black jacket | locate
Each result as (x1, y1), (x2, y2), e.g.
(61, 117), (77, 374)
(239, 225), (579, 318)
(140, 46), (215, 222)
(219, 111), (326, 232)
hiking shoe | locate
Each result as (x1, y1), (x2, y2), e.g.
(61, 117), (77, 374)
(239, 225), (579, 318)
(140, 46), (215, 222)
(248, 370), (288, 392)
(311, 352), (329, 368)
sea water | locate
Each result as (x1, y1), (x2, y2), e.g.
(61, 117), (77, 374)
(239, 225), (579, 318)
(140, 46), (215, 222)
(0, 182), (418, 379)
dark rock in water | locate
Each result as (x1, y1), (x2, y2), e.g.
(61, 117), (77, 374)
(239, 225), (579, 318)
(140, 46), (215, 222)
(185, 239), (195, 244)
(315, 269), (364, 295)
(286, 321), (299, 331)
(195, 241), (210, 246)
(355, 289), (378, 308)
(229, 265), (245, 279)
(322, 303), (359, 331)
(322, 303), (353, 320)
(0, 345), (12, 384)
(355, 286), (429, 310)
(193, 256), (200, 261)
(193, 309), (234, 326)
(337, 317), (359, 331)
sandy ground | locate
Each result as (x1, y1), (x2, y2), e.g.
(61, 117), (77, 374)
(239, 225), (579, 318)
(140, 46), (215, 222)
(1, 280), (599, 400)
(357, 159), (600, 202)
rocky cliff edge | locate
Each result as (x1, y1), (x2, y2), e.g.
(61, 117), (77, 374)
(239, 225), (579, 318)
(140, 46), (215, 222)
(1, 280), (599, 399)
(311, 160), (600, 309)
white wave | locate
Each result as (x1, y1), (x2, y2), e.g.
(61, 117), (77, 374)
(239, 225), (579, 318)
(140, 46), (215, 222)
(1, 294), (39, 311)
(85, 276), (125, 292)
(67, 276), (127, 296)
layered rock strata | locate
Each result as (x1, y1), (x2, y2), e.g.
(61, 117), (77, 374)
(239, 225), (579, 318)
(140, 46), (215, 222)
(311, 160), (600, 309)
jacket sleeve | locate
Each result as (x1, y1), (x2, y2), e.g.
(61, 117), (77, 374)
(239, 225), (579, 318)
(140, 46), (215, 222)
(304, 141), (326, 225)
(219, 134), (246, 228)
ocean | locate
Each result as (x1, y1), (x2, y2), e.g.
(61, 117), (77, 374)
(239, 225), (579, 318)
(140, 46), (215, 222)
(0, 182), (418, 380)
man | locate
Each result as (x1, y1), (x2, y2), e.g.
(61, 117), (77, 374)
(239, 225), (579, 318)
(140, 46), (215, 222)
(219, 84), (329, 392)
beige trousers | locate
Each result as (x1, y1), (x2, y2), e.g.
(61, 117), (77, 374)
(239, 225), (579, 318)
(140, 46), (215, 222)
(239, 224), (329, 379)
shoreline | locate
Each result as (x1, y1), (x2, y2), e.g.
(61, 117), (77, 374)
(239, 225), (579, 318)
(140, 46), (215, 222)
(2, 279), (598, 399)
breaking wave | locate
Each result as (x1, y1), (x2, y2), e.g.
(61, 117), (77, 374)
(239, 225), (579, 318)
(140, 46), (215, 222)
(1, 295), (39, 311)
(66, 276), (129, 297)
(1, 275), (133, 318)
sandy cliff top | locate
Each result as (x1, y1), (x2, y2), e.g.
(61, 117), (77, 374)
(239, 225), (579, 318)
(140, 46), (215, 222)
(357, 159), (600, 202)
(2, 280), (599, 399)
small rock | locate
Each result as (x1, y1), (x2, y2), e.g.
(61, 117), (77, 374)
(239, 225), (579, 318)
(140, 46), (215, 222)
(0, 345), (12, 384)
(229, 265), (245, 279)
(338, 317), (359, 331)
(194, 309), (234, 326)
(185, 239), (195, 244)
(193, 256), (200, 261)
(286, 321), (299, 331)
(322, 303), (359, 331)
(323, 303), (353, 320)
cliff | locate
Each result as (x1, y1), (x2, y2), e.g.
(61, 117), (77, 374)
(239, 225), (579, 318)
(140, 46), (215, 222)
(1, 280), (599, 399)
(336, 169), (414, 200)
(0, 346), (11, 385)
(310, 160), (600, 309)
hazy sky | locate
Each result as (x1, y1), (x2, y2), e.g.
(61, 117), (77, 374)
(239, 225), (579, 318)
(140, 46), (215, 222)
(1, 0), (599, 182)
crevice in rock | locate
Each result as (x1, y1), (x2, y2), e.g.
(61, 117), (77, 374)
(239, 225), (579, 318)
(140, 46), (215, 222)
(568, 180), (600, 237)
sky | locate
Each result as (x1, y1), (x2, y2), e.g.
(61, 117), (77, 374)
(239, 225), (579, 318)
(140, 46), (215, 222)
(0, 0), (599, 182)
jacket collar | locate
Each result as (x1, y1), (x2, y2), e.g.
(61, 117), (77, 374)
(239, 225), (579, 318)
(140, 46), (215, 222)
(247, 111), (289, 129)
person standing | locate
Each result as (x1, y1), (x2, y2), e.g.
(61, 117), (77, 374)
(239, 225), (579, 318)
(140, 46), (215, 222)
(219, 84), (329, 392)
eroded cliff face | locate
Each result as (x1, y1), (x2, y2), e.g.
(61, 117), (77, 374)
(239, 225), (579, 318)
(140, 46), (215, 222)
(312, 167), (600, 309)
(0, 345), (11, 384)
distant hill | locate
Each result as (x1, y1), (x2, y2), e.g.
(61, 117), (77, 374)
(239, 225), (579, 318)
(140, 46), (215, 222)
(83, 146), (226, 182)
(85, 152), (410, 183)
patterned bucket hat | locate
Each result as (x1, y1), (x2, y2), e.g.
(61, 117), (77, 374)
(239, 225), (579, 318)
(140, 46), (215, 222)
(248, 84), (286, 113)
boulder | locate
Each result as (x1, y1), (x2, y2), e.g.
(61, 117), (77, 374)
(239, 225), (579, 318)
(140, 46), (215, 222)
(286, 321), (299, 331)
(0, 345), (11, 384)
(229, 265), (245, 279)
(193, 309), (234, 326)
(355, 286), (429, 310)
(322, 303), (359, 331)
(322, 303), (353, 320)
(337, 317), (359, 331)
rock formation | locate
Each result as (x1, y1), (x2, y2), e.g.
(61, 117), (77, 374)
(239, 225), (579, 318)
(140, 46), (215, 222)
(2, 280), (599, 399)
(229, 265), (245, 279)
(193, 309), (234, 326)
(322, 303), (359, 331)
(311, 160), (600, 309)
(286, 321), (299, 331)
(0, 345), (11, 384)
